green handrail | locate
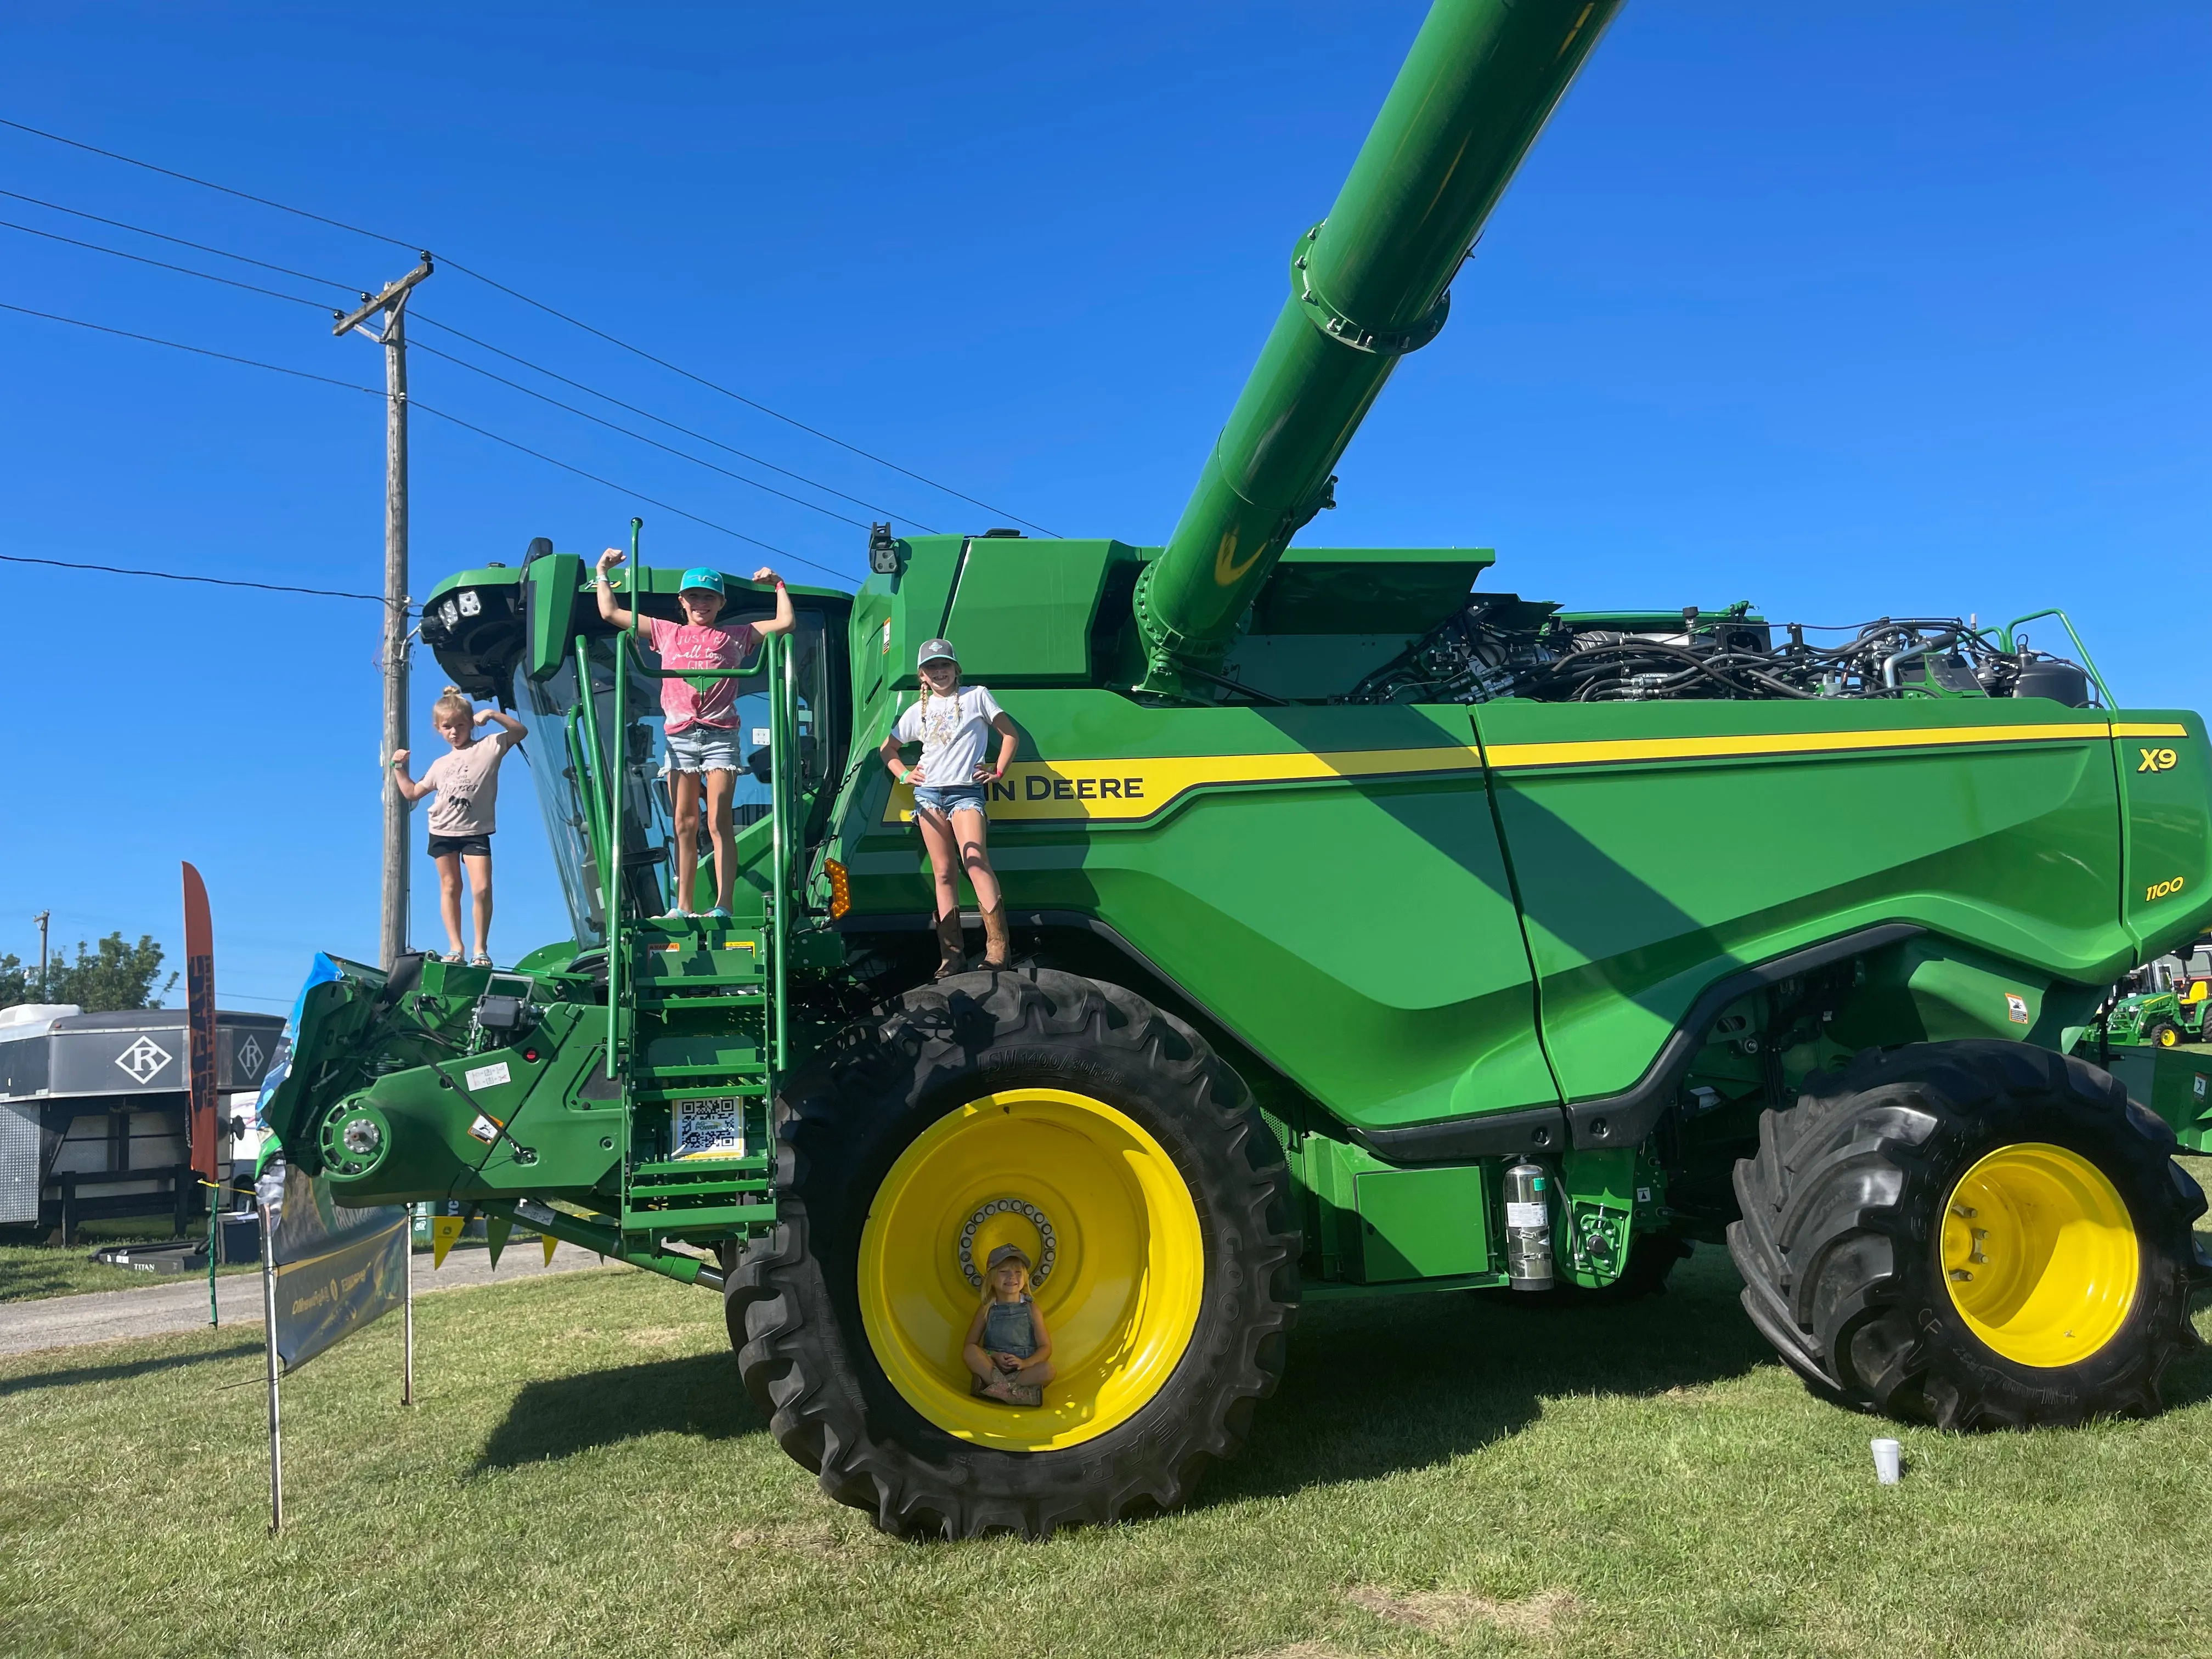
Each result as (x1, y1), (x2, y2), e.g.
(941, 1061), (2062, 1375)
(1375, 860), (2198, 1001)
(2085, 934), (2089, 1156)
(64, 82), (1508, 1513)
(770, 631), (792, 1069)
(1997, 608), (2115, 709)
(572, 633), (617, 1077)
(562, 704), (610, 883)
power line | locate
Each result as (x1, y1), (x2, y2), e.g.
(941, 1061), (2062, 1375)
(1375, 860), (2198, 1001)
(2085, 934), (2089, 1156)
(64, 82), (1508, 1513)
(0, 217), (332, 309)
(0, 188), (359, 294)
(0, 299), (859, 583)
(0, 115), (420, 253)
(411, 404), (850, 579)
(0, 551), (392, 604)
(410, 337), (873, 531)
(411, 313), (939, 532)
(0, 298), (385, 392)
(0, 116), (1053, 533)
(439, 257), (1059, 535)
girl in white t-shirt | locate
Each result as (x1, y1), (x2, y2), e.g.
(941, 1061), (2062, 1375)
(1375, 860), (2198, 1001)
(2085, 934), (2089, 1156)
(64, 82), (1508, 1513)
(878, 639), (1020, 975)
(390, 686), (526, 966)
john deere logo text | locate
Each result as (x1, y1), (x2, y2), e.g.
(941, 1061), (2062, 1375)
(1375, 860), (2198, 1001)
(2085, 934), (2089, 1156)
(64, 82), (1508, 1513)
(2139, 747), (2179, 772)
(2146, 875), (2188, 903)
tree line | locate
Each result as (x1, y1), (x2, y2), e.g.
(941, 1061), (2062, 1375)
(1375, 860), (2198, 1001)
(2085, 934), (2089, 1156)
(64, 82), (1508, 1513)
(0, 933), (177, 1012)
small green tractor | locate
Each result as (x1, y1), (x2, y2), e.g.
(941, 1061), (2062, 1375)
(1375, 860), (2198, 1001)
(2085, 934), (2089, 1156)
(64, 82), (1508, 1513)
(263, 0), (2212, 1538)
(2103, 983), (2211, 1049)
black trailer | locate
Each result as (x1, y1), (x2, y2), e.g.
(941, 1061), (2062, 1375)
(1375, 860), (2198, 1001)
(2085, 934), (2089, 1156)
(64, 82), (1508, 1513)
(0, 1003), (285, 1241)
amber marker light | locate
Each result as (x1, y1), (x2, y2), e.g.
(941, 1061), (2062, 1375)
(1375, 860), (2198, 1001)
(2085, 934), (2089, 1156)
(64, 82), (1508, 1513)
(824, 858), (852, 919)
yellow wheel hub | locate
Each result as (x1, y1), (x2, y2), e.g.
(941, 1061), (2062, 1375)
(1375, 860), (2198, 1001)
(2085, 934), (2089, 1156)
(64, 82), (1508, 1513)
(857, 1088), (1204, 1451)
(2156, 1024), (2180, 1049)
(1940, 1142), (2140, 1368)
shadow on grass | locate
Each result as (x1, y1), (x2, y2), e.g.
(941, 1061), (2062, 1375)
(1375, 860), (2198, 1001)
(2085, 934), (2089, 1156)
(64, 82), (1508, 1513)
(0, 1340), (264, 1396)
(2152, 1296), (2212, 1412)
(476, 1350), (761, 1470)
(1206, 1248), (1772, 1506)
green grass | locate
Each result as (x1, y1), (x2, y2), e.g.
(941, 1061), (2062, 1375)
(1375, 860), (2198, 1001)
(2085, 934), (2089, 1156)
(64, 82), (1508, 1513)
(7, 1195), (2212, 1657)
(0, 1229), (540, 1304)
(0, 1222), (260, 1303)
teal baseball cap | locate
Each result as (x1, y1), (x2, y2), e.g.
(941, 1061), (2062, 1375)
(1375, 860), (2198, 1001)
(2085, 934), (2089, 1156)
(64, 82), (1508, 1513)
(679, 566), (724, 595)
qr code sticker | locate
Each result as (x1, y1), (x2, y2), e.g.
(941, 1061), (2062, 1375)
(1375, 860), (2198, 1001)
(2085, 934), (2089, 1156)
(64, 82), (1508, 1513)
(673, 1097), (746, 1160)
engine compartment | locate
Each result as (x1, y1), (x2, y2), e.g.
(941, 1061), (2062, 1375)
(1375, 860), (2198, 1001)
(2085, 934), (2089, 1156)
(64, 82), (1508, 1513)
(1340, 599), (2096, 707)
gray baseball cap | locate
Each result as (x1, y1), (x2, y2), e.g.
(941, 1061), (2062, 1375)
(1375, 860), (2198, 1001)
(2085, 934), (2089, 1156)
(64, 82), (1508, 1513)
(918, 638), (958, 667)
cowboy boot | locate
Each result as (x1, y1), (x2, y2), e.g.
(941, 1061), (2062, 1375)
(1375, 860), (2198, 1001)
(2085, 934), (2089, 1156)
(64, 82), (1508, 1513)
(932, 909), (966, 979)
(980, 904), (1012, 970)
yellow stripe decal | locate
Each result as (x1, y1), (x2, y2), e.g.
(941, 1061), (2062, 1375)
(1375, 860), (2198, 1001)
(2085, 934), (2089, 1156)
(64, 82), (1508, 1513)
(885, 746), (1483, 825)
(883, 720), (2127, 826)
(1481, 721), (2111, 771)
(2113, 723), (2189, 738)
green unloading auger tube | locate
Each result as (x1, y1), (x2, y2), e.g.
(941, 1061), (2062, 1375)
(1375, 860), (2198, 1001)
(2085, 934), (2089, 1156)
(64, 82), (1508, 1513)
(1132, 0), (1620, 696)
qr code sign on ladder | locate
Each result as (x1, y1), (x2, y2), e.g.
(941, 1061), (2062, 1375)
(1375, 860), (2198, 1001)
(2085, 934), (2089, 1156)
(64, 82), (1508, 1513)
(673, 1097), (746, 1160)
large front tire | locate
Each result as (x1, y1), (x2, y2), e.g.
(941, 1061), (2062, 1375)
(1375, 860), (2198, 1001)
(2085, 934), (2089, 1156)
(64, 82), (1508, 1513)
(1729, 1040), (2204, 1429)
(728, 968), (1298, 1538)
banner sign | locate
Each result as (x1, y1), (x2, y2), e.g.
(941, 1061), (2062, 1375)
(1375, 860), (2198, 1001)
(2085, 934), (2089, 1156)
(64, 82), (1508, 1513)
(257, 1154), (407, 1372)
(183, 861), (219, 1184)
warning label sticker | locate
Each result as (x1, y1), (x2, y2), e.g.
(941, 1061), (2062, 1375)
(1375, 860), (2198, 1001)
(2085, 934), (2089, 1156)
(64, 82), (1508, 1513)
(673, 1097), (746, 1161)
(464, 1060), (512, 1091)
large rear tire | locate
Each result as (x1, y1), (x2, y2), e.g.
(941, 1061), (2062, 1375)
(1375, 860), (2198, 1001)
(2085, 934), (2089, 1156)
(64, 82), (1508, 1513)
(727, 967), (1298, 1538)
(1729, 1040), (2204, 1429)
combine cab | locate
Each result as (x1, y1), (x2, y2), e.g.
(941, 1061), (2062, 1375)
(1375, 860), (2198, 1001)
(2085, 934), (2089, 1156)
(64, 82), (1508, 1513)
(262, 0), (2212, 1538)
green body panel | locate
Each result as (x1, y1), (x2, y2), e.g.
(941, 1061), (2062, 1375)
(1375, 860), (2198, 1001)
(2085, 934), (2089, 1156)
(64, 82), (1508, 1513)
(2117, 716), (2212, 947)
(1471, 697), (2142, 1102)
(940, 538), (1134, 684)
(882, 537), (966, 692)
(2105, 1047), (2212, 1152)
(1285, 1126), (1500, 1286)
(849, 692), (1555, 1128)
(1353, 1166), (1492, 1282)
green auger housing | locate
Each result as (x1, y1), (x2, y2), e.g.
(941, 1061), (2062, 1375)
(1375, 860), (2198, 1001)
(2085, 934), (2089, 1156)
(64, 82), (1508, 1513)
(262, 0), (2212, 1539)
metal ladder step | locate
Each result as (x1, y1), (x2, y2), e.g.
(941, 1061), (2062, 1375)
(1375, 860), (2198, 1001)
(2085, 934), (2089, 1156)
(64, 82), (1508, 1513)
(636, 992), (767, 1012)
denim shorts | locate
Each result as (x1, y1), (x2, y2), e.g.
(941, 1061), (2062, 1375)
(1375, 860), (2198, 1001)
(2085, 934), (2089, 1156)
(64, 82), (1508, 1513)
(912, 783), (988, 817)
(665, 722), (742, 775)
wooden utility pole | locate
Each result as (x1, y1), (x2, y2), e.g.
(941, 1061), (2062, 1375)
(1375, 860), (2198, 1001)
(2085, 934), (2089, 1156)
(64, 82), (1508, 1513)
(335, 258), (433, 969)
(32, 910), (49, 992)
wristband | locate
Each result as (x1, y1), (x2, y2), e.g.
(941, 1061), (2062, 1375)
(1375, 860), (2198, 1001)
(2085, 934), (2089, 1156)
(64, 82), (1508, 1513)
(389, 757), (405, 770)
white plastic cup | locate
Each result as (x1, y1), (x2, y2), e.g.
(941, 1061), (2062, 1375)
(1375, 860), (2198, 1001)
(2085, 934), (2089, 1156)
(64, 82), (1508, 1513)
(1870, 1437), (1901, 1485)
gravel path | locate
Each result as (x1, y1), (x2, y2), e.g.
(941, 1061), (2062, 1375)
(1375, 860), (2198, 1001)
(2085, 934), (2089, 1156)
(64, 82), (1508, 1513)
(0, 1243), (616, 1357)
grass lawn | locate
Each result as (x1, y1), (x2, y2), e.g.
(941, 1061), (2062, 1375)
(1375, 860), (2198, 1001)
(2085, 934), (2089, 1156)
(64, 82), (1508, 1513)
(7, 1187), (2212, 1656)
(0, 1222), (260, 1304)
(0, 1229), (541, 1304)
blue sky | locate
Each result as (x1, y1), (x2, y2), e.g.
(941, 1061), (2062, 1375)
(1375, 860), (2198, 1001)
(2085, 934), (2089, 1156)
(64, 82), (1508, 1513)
(0, 3), (2204, 1012)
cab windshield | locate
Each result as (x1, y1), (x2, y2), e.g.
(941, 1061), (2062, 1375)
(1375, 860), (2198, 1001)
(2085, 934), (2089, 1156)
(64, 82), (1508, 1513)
(512, 608), (836, 944)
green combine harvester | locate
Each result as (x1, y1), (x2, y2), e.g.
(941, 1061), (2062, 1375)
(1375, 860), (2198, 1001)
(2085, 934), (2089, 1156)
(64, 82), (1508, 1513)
(264, 0), (2212, 1537)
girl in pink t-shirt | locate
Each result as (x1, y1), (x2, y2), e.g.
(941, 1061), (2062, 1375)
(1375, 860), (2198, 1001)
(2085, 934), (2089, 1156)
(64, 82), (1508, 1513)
(594, 550), (794, 918)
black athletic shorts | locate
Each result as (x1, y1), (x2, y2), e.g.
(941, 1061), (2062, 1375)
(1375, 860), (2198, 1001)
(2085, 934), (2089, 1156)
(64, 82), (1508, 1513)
(427, 833), (492, 858)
